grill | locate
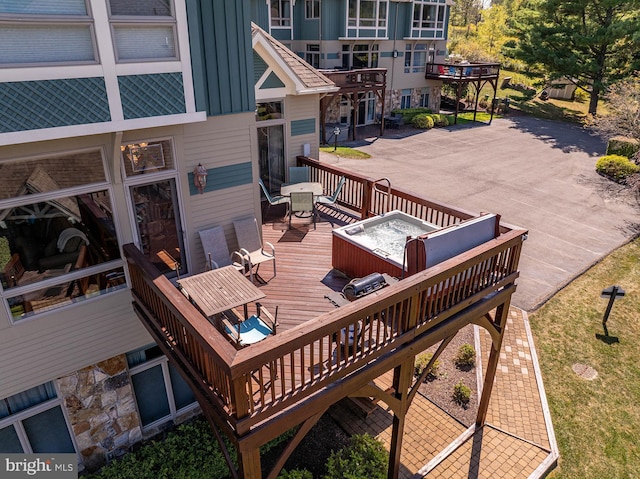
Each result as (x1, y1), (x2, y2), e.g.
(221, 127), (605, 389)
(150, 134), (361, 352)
(342, 272), (387, 301)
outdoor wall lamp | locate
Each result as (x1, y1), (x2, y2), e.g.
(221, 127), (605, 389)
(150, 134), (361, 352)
(193, 163), (208, 194)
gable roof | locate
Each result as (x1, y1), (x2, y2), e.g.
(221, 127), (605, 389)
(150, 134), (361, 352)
(251, 23), (337, 95)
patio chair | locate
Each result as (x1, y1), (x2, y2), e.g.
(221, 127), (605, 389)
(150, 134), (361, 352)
(316, 175), (346, 207)
(258, 178), (289, 218)
(289, 191), (316, 230)
(221, 302), (278, 347)
(288, 166), (309, 184)
(233, 216), (276, 283)
(198, 226), (247, 273)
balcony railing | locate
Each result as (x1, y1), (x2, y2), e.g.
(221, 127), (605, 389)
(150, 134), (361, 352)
(425, 62), (500, 81)
(320, 68), (387, 91)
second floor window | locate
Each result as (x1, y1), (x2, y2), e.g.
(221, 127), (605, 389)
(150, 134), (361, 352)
(347, 0), (388, 37)
(0, 0), (96, 66)
(306, 44), (320, 68)
(342, 44), (379, 69)
(271, 0), (292, 27)
(404, 43), (428, 73)
(108, 0), (177, 62)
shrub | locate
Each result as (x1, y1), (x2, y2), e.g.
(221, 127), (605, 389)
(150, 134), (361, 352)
(454, 344), (476, 368)
(412, 113), (435, 129)
(452, 381), (471, 406)
(278, 469), (313, 479)
(414, 352), (440, 379)
(606, 137), (640, 159)
(430, 113), (450, 127)
(323, 434), (388, 479)
(392, 107), (431, 123)
(595, 154), (640, 182)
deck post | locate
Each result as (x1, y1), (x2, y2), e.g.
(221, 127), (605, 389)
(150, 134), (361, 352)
(475, 301), (510, 426)
(388, 356), (414, 479)
(238, 447), (262, 479)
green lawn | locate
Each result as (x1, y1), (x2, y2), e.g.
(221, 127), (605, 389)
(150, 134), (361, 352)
(319, 146), (371, 159)
(529, 238), (640, 478)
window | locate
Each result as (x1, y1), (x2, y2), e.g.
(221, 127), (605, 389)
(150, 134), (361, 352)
(347, 0), (387, 37)
(404, 43), (428, 73)
(400, 89), (412, 109)
(0, 150), (126, 322)
(256, 102), (284, 122)
(121, 139), (186, 278)
(342, 44), (379, 69)
(0, 382), (75, 454)
(127, 346), (197, 429)
(0, 0), (96, 66)
(411, 0), (446, 37)
(306, 44), (320, 69)
(420, 89), (430, 108)
(305, 0), (320, 19)
(270, 0), (292, 27)
(108, 0), (177, 62)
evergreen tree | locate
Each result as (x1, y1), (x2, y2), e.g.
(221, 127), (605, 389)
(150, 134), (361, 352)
(505, 0), (640, 114)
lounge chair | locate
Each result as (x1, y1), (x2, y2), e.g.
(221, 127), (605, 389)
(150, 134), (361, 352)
(289, 191), (316, 230)
(288, 166), (310, 184)
(316, 175), (346, 207)
(258, 178), (289, 218)
(198, 226), (246, 273)
(233, 216), (276, 283)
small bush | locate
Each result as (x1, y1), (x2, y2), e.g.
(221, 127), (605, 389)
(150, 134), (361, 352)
(430, 113), (450, 127)
(595, 154), (640, 182)
(414, 352), (441, 379)
(323, 434), (388, 479)
(606, 137), (640, 159)
(392, 107), (431, 123)
(452, 381), (471, 406)
(412, 113), (435, 129)
(279, 469), (313, 479)
(454, 344), (476, 368)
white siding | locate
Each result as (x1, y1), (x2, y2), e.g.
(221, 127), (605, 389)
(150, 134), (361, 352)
(286, 94), (320, 165)
(0, 292), (150, 399)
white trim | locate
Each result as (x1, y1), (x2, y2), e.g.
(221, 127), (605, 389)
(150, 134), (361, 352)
(0, 112), (207, 147)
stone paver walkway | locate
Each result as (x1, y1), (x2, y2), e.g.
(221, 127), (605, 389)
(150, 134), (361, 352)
(332, 306), (558, 478)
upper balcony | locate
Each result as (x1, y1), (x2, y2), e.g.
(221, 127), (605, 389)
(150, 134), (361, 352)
(320, 68), (387, 92)
(425, 62), (501, 82)
(123, 157), (527, 478)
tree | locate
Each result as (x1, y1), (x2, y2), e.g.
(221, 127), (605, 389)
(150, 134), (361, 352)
(585, 76), (640, 152)
(450, 0), (482, 31)
(505, 0), (640, 115)
(476, 5), (509, 57)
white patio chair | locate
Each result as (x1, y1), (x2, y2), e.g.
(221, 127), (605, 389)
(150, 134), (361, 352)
(198, 226), (246, 273)
(233, 216), (276, 283)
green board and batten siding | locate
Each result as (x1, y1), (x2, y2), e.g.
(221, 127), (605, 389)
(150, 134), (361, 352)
(290, 118), (315, 136)
(187, 161), (253, 195)
(187, 0), (255, 116)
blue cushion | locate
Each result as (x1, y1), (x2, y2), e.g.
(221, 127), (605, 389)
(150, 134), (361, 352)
(225, 315), (272, 346)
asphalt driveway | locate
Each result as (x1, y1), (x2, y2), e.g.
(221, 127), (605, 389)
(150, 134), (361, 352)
(321, 116), (640, 311)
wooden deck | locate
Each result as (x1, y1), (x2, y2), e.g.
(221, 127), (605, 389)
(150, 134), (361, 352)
(247, 206), (357, 331)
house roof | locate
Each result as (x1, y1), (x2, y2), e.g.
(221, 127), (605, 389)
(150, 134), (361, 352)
(251, 23), (338, 95)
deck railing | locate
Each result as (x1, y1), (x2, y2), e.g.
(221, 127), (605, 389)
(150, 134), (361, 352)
(124, 160), (527, 436)
(320, 68), (387, 90)
(424, 62), (500, 81)
(298, 156), (480, 228)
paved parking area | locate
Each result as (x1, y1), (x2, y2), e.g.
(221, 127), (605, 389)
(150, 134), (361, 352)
(322, 116), (640, 311)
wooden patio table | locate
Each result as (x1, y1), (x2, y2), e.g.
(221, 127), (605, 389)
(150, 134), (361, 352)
(177, 266), (265, 320)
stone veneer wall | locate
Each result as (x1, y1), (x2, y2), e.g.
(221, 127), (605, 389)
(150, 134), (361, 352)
(56, 355), (141, 472)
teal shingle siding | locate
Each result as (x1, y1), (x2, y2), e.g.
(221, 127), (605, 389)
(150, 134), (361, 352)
(187, 161), (253, 195)
(119, 73), (186, 120)
(187, 0), (254, 116)
(260, 72), (285, 89)
(0, 78), (109, 133)
(290, 118), (315, 136)
(254, 51), (269, 84)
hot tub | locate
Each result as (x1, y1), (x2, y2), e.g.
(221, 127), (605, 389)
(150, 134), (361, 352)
(332, 210), (440, 278)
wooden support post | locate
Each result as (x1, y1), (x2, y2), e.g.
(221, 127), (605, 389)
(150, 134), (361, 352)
(475, 302), (510, 426)
(238, 447), (262, 479)
(388, 356), (414, 479)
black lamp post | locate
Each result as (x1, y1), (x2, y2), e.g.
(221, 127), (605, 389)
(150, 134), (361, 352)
(333, 126), (341, 151)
